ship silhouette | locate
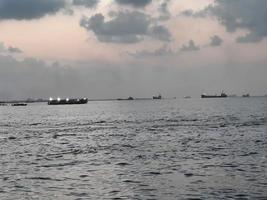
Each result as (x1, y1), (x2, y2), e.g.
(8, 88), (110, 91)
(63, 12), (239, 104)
(48, 98), (88, 105)
(201, 91), (227, 98)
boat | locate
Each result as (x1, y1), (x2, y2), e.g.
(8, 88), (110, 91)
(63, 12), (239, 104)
(48, 98), (88, 105)
(117, 97), (134, 101)
(184, 96), (191, 99)
(12, 103), (27, 106)
(153, 94), (162, 100)
(201, 91), (227, 98)
(242, 94), (250, 97)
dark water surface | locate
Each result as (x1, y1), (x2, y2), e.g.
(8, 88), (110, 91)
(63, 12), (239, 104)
(1, 98), (267, 200)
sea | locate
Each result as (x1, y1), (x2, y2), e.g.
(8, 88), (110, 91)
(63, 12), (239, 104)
(0, 97), (267, 200)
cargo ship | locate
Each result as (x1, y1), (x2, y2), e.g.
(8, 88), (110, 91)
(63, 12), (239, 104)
(12, 103), (27, 106)
(153, 94), (162, 100)
(48, 98), (88, 105)
(201, 92), (227, 98)
(242, 94), (250, 97)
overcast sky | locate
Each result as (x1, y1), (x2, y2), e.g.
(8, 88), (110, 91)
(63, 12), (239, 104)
(0, 0), (266, 100)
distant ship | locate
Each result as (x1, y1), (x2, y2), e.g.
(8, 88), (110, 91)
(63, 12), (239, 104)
(153, 94), (162, 100)
(242, 94), (250, 97)
(184, 96), (191, 99)
(48, 98), (88, 105)
(12, 103), (27, 106)
(117, 96), (134, 101)
(201, 92), (227, 98)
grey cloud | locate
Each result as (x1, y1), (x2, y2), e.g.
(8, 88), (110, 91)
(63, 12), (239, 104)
(0, 42), (5, 52)
(72, 0), (98, 8)
(80, 11), (171, 43)
(184, 0), (267, 43)
(149, 25), (172, 42)
(1, 54), (267, 100)
(0, 0), (66, 20)
(0, 42), (23, 54)
(181, 10), (194, 17)
(180, 40), (200, 52)
(130, 44), (174, 58)
(236, 33), (263, 43)
(210, 35), (223, 47)
(158, 0), (171, 21)
(115, 0), (152, 8)
(8, 47), (23, 53)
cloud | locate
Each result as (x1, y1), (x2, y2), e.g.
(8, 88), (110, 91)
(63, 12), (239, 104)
(130, 44), (174, 58)
(149, 25), (172, 42)
(183, 0), (267, 43)
(0, 42), (5, 52)
(180, 40), (200, 52)
(158, 0), (171, 21)
(72, 0), (99, 8)
(0, 0), (66, 20)
(209, 35), (223, 47)
(114, 0), (152, 8)
(8, 47), (23, 53)
(0, 42), (23, 54)
(80, 10), (171, 43)
(1, 54), (267, 100)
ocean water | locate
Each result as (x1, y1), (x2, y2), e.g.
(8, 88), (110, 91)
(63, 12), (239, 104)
(0, 98), (267, 200)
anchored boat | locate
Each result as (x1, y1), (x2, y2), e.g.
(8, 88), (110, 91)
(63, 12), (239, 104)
(12, 103), (27, 106)
(201, 92), (227, 98)
(153, 94), (162, 100)
(48, 98), (88, 105)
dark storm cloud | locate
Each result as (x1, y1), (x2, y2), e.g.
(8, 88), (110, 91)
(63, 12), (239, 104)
(115, 0), (152, 8)
(72, 0), (98, 8)
(80, 10), (171, 43)
(180, 40), (200, 52)
(0, 0), (66, 20)
(183, 0), (267, 43)
(210, 35), (223, 47)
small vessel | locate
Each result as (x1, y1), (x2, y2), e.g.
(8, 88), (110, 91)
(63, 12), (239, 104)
(184, 96), (191, 99)
(153, 94), (162, 100)
(242, 94), (250, 97)
(48, 98), (88, 105)
(117, 97), (134, 101)
(201, 91), (227, 98)
(12, 103), (27, 106)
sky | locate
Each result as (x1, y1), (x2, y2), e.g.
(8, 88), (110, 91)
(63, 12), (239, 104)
(0, 0), (267, 100)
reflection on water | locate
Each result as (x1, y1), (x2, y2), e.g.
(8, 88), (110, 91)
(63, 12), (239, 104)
(0, 98), (267, 199)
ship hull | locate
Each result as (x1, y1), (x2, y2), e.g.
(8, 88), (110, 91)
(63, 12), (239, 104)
(201, 95), (227, 98)
(48, 98), (88, 105)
